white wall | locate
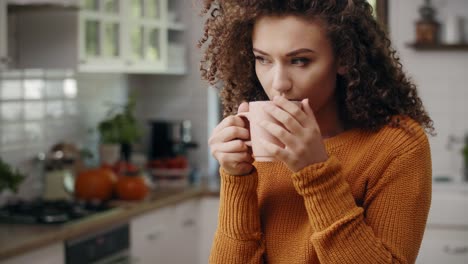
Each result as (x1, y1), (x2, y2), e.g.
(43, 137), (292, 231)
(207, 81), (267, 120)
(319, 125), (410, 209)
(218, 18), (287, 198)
(390, 0), (468, 182)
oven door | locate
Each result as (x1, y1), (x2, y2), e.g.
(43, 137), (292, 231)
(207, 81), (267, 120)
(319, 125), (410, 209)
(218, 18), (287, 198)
(65, 223), (135, 264)
(92, 250), (138, 264)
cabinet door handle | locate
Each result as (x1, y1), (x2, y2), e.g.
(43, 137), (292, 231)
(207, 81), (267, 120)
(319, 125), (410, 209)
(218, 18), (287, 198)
(443, 245), (468, 255)
(183, 218), (195, 227)
(146, 230), (163, 241)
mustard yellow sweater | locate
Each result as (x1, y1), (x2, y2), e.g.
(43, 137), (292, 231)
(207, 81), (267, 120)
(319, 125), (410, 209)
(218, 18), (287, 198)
(210, 118), (432, 264)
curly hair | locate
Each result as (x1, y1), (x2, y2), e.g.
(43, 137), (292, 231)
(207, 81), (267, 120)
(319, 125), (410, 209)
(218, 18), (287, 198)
(198, 0), (434, 134)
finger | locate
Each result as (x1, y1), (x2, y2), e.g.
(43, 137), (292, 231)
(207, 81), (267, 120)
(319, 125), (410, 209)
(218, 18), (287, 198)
(238, 101), (249, 113)
(259, 120), (296, 148)
(217, 151), (254, 165)
(212, 115), (247, 135)
(259, 138), (290, 163)
(302, 98), (318, 125)
(273, 96), (309, 127)
(211, 140), (249, 155)
(263, 103), (303, 134)
(215, 126), (250, 143)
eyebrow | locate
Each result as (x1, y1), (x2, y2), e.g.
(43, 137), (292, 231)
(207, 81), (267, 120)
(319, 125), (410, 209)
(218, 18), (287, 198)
(252, 48), (315, 57)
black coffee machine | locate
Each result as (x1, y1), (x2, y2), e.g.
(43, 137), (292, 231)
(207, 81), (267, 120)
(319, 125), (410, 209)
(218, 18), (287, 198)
(148, 120), (198, 159)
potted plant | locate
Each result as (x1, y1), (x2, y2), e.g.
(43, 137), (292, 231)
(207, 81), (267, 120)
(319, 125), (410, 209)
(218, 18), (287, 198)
(98, 96), (141, 164)
(0, 158), (25, 194)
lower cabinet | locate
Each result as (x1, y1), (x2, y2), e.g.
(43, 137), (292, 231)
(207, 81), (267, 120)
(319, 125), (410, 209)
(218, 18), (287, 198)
(416, 185), (468, 263)
(2, 196), (220, 264)
(170, 199), (200, 264)
(130, 199), (201, 264)
(2, 243), (64, 264)
(199, 197), (220, 264)
(130, 196), (220, 264)
(417, 229), (468, 264)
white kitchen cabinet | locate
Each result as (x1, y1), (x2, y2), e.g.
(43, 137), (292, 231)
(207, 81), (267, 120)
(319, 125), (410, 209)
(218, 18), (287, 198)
(170, 199), (200, 264)
(0, 0), (7, 70)
(199, 197), (220, 264)
(77, 0), (127, 71)
(83, 0), (185, 74)
(131, 206), (174, 264)
(131, 199), (200, 264)
(7, 0), (186, 74)
(417, 184), (468, 263)
(1, 243), (64, 264)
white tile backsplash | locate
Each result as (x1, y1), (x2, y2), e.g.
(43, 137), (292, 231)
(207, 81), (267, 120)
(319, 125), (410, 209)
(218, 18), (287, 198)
(1, 102), (23, 121)
(45, 79), (64, 98)
(0, 79), (22, 99)
(0, 70), (128, 201)
(23, 79), (45, 99)
(1, 123), (24, 148)
(63, 78), (77, 98)
(45, 100), (64, 119)
(24, 122), (44, 143)
(24, 101), (45, 120)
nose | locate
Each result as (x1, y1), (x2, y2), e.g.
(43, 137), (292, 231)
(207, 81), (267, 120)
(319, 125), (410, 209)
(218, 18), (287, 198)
(271, 65), (292, 95)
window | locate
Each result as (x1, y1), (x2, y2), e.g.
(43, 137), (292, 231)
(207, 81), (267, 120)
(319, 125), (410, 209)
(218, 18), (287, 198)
(368, 0), (388, 29)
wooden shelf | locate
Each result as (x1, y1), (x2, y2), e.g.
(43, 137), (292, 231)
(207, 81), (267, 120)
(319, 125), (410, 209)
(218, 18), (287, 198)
(407, 43), (468, 51)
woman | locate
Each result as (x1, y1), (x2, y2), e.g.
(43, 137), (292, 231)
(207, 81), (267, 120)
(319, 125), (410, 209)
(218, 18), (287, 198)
(200, 1), (434, 263)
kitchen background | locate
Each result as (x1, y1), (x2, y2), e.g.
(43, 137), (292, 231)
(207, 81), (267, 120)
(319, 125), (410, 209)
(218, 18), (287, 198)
(0, 0), (468, 263)
(2, 0), (468, 192)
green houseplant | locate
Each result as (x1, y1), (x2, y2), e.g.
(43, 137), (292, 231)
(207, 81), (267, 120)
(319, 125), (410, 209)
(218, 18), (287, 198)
(98, 96), (141, 163)
(0, 158), (25, 193)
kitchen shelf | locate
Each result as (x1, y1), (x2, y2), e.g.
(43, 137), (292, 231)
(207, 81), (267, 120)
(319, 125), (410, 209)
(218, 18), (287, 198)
(407, 43), (468, 51)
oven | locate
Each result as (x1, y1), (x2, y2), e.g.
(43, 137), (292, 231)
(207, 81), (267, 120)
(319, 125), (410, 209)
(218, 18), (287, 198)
(65, 223), (136, 264)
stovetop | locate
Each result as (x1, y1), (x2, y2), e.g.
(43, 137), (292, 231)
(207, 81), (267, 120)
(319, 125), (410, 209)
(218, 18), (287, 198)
(0, 199), (111, 224)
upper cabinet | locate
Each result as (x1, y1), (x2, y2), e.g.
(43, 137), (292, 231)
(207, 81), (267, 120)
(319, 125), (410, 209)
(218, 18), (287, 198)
(0, 0), (8, 70)
(6, 0), (187, 74)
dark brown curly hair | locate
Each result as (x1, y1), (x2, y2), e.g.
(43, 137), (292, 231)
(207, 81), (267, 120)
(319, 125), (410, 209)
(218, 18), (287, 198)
(198, 0), (434, 134)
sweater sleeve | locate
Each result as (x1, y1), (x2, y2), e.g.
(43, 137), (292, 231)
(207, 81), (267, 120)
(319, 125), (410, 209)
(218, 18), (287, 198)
(209, 168), (264, 264)
(291, 141), (432, 263)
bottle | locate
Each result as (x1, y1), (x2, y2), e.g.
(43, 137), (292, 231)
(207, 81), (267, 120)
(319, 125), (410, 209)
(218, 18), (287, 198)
(445, 16), (464, 44)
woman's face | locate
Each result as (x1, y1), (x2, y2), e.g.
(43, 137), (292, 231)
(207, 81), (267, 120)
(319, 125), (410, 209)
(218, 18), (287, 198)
(252, 15), (343, 113)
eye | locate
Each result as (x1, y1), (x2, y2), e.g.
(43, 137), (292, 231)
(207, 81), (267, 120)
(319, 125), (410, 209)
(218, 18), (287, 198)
(291, 58), (310, 66)
(255, 56), (270, 65)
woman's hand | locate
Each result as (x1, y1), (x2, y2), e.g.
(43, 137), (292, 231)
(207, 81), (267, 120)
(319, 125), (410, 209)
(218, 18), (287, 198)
(259, 96), (328, 172)
(208, 102), (254, 176)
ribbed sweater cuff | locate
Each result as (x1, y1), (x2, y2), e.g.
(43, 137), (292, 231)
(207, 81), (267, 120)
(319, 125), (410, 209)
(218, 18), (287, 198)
(291, 156), (358, 231)
(218, 168), (262, 240)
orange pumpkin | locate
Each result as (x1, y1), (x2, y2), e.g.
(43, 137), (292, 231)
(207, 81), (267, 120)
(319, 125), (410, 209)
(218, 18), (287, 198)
(75, 168), (117, 201)
(115, 174), (148, 201)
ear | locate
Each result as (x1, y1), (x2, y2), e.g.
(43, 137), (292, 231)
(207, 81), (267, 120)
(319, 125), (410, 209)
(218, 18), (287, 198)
(336, 58), (347, 76)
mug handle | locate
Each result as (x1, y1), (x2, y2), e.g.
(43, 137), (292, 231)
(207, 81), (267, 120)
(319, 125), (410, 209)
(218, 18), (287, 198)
(236, 112), (252, 147)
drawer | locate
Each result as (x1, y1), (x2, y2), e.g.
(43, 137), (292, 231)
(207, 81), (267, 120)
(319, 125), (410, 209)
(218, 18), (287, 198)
(130, 206), (173, 237)
(428, 189), (468, 226)
(417, 229), (468, 264)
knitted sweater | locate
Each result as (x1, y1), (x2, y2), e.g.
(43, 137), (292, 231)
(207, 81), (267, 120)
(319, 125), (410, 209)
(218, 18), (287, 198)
(209, 118), (432, 264)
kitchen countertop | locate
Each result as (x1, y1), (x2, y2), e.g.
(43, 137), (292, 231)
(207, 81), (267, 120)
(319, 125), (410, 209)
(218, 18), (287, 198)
(0, 186), (220, 261)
